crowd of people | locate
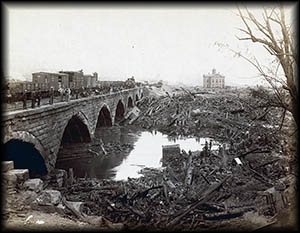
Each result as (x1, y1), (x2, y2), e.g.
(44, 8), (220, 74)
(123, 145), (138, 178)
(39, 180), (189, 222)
(19, 83), (138, 110)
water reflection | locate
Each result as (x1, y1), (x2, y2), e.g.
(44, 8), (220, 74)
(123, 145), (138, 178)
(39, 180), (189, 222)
(56, 125), (221, 181)
(113, 130), (220, 180)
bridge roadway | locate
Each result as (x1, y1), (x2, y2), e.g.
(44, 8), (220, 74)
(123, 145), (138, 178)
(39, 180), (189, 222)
(2, 87), (143, 174)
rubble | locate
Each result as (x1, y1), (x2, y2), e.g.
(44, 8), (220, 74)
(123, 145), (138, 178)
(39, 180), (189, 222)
(23, 178), (44, 193)
(36, 189), (62, 206)
(2, 172), (17, 189)
(2, 86), (296, 231)
(2, 161), (14, 172)
(7, 169), (29, 184)
(52, 87), (292, 230)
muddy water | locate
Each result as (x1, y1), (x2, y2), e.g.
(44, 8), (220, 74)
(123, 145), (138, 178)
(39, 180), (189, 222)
(56, 125), (220, 181)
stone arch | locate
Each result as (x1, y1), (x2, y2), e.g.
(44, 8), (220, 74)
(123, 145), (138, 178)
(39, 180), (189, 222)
(96, 103), (112, 127)
(115, 99), (125, 123)
(3, 131), (49, 175)
(56, 112), (92, 167)
(74, 111), (93, 134)
(60, 112), (92, 144)
(128, 96), (134, 108)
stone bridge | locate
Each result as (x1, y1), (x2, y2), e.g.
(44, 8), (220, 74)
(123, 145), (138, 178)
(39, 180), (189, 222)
(2, 87), (143, 176)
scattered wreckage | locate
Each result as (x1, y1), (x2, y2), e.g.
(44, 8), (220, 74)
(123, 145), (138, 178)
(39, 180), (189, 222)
(2, 86), (296, 231)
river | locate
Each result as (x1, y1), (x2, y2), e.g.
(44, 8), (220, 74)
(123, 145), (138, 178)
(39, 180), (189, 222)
(56, 125), (221, 181)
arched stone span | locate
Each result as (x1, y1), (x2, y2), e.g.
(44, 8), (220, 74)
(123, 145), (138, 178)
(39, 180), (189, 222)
(115, 99), (125, 123)
(61, 115), (92, 144)
(2, 87), (143, 173)
(74, 111), (93, 134)
(96, 104), (112, 127)
(128, 96), (134, 109)
(3, 131), (49, 175)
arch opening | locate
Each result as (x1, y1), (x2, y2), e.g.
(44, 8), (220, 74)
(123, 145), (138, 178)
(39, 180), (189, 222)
(61, 115), (91, 144)
(115, 100), (125, 123)
(135, 94), (139, 102)
(128, 96), (134, 109)
(97, 106), (112, 127)
(3, 139), (47, 177)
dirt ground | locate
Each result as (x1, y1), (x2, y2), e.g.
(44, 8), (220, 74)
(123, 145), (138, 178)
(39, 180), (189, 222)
(3, 211), (95, 232)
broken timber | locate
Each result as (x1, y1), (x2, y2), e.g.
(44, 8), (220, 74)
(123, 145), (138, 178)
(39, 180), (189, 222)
(167, 175), (231, 227)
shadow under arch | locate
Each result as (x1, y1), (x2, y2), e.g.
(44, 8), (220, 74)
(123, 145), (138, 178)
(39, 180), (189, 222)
(115, 99), (125, 123)
(3, 131), (48, 177)
(97, 104), (112, 127)
(56, 113), (92, 167)
(128, 96), (134, 108)
(61, 114), (92, 144)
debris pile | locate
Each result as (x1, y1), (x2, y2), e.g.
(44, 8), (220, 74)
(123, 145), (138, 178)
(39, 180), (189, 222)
(135, 87), (283, 147)
(56, 140), (290, 230)
(3, 85), (295, 231)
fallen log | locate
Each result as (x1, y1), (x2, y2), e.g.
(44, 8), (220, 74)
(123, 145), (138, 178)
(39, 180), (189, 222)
(185, 151), (193, 185)
(199, 171), (210, 185)
(239, 148), (271, 158)
(70, 184), (119, 192)
(248, 167), (273, 185)
(255, 158), (281, 169)
(129, 185), (163, 202)
(62, 197), (85, 221)
(99, 139), (107, 155)
(167, 175), (231, 227)
(203, 206), (256, 220)
(180, 87), (196, 100)
(200, 203), (225, 212)
(88, 149), (99, 157)
(254, 108), (271, 121)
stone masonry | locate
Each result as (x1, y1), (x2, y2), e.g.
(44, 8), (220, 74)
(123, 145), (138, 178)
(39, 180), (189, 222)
(2, 87), (143, 173)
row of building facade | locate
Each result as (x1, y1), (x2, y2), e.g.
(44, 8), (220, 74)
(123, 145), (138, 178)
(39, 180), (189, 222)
(32, 70), (98, 90)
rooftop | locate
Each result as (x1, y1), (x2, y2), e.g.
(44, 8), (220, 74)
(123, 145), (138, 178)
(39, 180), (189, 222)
(32, 72), (68, 76)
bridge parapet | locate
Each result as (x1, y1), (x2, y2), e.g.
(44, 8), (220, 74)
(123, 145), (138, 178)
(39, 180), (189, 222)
(2, 87), (143, 174)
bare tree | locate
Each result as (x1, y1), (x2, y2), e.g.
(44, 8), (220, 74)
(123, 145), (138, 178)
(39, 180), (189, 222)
(235, 4), (298, 129)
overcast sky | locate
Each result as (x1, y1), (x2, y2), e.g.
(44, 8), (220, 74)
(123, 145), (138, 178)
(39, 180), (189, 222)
(4, 3), (297, 86)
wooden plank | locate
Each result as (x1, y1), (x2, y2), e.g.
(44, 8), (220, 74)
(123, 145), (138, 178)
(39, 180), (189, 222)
(167, 175), (231, 227)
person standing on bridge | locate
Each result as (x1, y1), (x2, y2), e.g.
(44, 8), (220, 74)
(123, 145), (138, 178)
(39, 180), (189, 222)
(22, 90), (27, 109)
(49, 87), (54, 105)
(31, 91), (36, 108)
(65, 88), (71, 102)
(75, 89), (79, 99)
(58, 87), (64, 102)
(36, 89), (41, 107)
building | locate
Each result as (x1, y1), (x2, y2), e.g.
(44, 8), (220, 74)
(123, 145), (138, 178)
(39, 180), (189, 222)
(32, 70), (98, 90)
(203, 68), (225, 88)
(83, 74), (92, 88)
(59, 70), (84, 89)
(83, 72), (98, 88)
(32, 72), (69, 90)
(91, 72), (98, 87)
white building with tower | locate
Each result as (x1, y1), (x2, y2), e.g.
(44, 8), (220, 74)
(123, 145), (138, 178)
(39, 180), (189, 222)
(203, 68), (225, 88)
